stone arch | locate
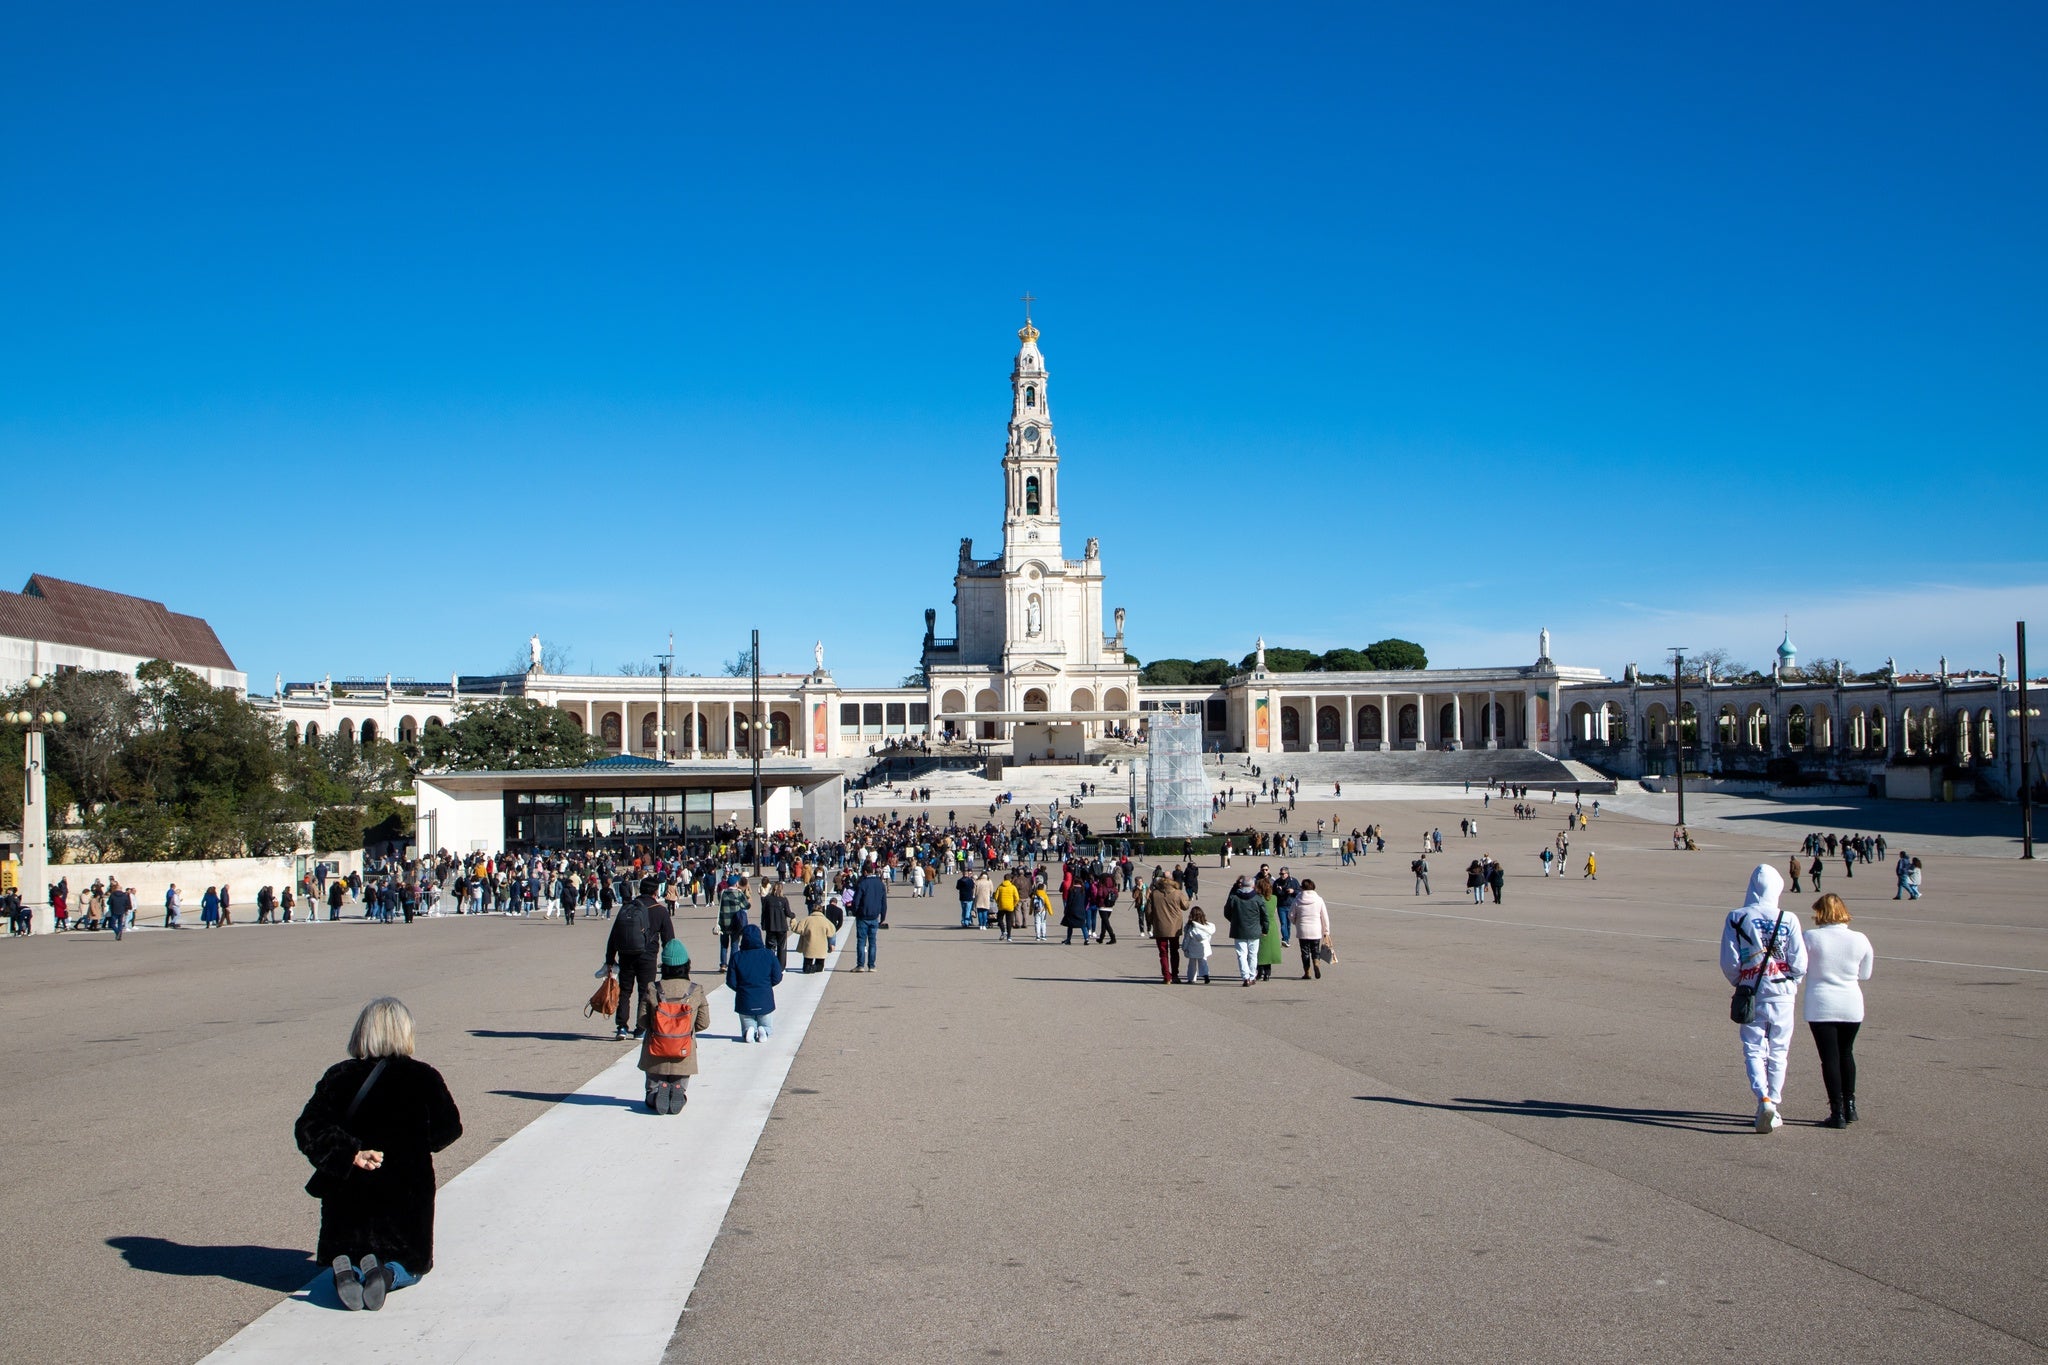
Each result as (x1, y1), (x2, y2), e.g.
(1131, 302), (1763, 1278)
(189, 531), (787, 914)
(1809, 703), (1831, 750)
(1744, 704), (1769, 751)
(1103, 686), (1129, 712)
(398, 715), (419, 744)
(1281, 705), (1301, 745)
(941, 688), (967, 718)
(426, 715), (444, 730)
(1678, 700), (1699, 745)
(1437, 703), (1455, 747)
(1024, 383), (1037, 408)
(1644, 703), (1670, 747)
(1568, 701), (1594, 742)
(360, 718), (379, 747)
(769, 710), (792, 751)
(975, 688), (1000, 740)
(1397, 704), (1419, 741)
(1979, 708), (1997, 762)
(1069, 688), (1095, 713)
(1954, 708), (1973, 763)
(1786, 704), (1808, 749)
(1024, 476), (1041, 516)
(304, 721), (321, 744)
(285, 720), (300, 747)
(1717, 704), (1739, 748)
(600, 711), (622, 749)
(563, 708), (584, 731)
(1316, 705), (1340, 748)
(1847, 707), (1866, 751)
(1869, 710), (1888, 753)
(1484, 701), (1508, 743)
(734, 710), (754, 754)
(337, 718), (355, 746)
(641, 712), (659, 751)
(1022, 688), (1049, 712)
(1603, 702), (1628, 743)
(1360, 704), (1383, 744)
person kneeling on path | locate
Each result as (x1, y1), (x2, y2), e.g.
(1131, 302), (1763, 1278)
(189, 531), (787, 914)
(727, 924), (785, 1042)
(295, 997), (463, 1311)
(794, 901), (835, 973)
(603, 877), (676, 1040)
(1719, 864), (1807, 1134)
(642, 947), (708, 1114)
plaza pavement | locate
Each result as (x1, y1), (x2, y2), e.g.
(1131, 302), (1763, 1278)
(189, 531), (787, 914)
(2, 790), (2043, 1363)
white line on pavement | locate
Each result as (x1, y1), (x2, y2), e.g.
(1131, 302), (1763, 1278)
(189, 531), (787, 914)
(200, 933), (847, 1364)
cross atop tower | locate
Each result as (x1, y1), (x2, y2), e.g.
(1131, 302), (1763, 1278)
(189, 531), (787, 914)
(1020, 290), (1036, 322)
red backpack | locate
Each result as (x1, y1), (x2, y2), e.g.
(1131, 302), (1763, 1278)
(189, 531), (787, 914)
(644, 993), (698, 1061)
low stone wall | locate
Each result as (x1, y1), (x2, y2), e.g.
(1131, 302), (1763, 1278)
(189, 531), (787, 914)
(47, 851), (364, 915)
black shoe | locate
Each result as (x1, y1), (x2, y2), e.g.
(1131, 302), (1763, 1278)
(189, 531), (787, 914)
(1821, 1105), (1847, 1130)
(1845, 1098), (1859, 1123)
(359, 1255), (390, 1311)
(334, 1255), (364, 1311)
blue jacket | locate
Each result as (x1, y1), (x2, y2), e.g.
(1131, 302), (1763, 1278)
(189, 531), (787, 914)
(725, 926), (784, 1015)
(851, 874), (889, 922)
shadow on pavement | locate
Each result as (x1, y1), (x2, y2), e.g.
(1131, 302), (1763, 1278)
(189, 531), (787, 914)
(1356, 1094), (1753, 1133)
(1013, 975), (1158, 986)
(490, 1088), (642, 1109)
(469, 1029), (594, 1041)
(107, 1235), (319, 1292)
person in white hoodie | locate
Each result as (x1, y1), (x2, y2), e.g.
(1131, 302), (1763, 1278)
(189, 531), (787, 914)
(1719, 864), (1808, 1133)
(1803, 892), (1874, 1129)
(1181, 908), (1215, 984)
(1292, 881), (1332, 981)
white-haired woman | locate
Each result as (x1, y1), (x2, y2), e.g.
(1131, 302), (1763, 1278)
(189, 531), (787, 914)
(295, 998), (463, 1310)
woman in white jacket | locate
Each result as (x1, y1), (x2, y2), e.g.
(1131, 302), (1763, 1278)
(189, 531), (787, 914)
(1803, 892), (1874, 1129)
(1293, 881), (1332, 980)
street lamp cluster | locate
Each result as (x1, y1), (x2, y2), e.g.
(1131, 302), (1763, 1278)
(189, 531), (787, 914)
(5, 674), (66, 934)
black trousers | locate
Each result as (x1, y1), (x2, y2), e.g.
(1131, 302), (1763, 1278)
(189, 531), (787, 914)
(1808, 1021), (1861, 1105)
(616, 956), (659, 1032)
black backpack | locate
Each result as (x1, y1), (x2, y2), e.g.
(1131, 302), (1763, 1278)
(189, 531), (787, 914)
(615, 897), (657, 957)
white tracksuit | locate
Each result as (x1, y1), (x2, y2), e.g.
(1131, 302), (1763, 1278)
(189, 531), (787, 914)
(1719, 864), (1808, 1103)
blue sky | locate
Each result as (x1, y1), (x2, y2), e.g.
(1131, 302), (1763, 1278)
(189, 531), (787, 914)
(3, 3), (2043, 688)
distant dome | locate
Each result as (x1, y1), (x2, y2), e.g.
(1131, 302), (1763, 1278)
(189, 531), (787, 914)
(1776, 629), (1797, 663)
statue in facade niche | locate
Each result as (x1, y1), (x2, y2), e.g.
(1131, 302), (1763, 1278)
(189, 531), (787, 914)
(1027, 595), (1042, 637)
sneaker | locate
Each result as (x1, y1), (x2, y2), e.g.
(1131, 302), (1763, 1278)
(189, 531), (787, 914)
(1755, 1101), (1780, 1134)
(614, 1027), (629, 1040)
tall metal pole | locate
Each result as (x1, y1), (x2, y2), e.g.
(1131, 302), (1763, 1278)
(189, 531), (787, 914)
(751, 628), (764, 877)
(2020, 621), (2034, 860)
(1670, 647), (1687, 831)
(657, 634), (674, 761)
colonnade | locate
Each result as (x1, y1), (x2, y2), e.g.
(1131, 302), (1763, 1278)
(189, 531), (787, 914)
(1268, 688), (1537, 753)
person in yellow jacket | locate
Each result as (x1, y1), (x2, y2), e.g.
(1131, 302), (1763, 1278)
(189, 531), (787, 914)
(993, 874), (1021, 942)
(1582, 851), (1598, 880)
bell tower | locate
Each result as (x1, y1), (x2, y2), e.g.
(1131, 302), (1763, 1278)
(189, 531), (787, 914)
(1002, 296), (1060, 565)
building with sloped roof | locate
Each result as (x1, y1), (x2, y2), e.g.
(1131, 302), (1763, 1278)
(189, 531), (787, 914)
(0, 573), (246, 693)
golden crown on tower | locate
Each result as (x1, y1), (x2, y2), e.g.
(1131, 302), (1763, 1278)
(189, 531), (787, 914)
(1018, 320), (1039, 343)
(1018, 291), (1039, 343)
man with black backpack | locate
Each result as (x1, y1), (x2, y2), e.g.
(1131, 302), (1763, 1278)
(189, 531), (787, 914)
(602, 877), (677, 1041)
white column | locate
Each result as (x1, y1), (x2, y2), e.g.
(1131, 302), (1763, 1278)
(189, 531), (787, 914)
(22, 727), (52, 935)
(1451, 693), (1463, 750)
(1379, 693), (1391, 750)
(724, 705), (735, 757)
(1341, 695), (1354, 751)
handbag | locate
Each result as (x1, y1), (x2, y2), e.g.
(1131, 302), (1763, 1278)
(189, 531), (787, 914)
(303, 1057), (389, 1198)
(1315, 943), (1336, 965)
(586, 973), (621, 1018)
(1728, 911), (1786, 1025)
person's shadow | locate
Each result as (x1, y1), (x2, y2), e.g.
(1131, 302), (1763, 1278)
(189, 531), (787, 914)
(490, 1088), (643, 1110)
(107, 1235), (318, 1293)
(1356, 1095), (1753, 1134)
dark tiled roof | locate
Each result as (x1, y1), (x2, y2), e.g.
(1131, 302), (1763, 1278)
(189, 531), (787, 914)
(0, 574), (238, 672)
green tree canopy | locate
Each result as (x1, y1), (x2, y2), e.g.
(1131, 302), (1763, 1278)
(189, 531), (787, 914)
(1362, 638), (1428, 670)
(420, 697), (603, 771)
(1140, 658), (1235, 686)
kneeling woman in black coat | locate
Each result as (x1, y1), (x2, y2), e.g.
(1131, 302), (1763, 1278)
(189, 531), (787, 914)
(295, 997), (463, 1310)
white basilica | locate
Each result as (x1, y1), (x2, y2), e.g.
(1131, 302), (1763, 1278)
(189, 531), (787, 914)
(922, 310), (1140, 760)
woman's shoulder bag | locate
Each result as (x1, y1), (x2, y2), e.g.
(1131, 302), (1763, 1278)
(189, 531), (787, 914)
(1728, 911), (1786, 1025)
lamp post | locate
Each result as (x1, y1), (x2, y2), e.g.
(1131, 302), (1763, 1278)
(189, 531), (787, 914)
(6, 674), (68, 935)
(1669, 647), (1687, 831)
(750, 628), (764, 879)
(657, 637), (674, 760)
(2016, 621), (2035, 860)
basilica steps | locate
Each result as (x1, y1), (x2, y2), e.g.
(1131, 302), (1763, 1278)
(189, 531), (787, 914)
(1206, 748), (1612, 791)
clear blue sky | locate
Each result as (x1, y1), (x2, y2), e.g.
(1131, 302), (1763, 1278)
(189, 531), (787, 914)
(4, 3), (2043, 688)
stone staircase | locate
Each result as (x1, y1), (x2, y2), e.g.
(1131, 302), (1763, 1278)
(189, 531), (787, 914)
(1203, 748), (1608, 789)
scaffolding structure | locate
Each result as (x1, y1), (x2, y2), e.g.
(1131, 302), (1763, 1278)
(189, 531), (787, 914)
(1146, 713), (1211, 838)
